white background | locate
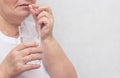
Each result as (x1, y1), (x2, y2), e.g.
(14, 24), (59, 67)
(35, 0), (120, 78)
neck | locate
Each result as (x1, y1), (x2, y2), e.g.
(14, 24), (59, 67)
(0, 15), (20, 38)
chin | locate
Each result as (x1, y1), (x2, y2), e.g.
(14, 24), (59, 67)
(17, 12), (30, 19)
(11, 14), (29, 25)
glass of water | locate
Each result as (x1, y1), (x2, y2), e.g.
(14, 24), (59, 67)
(19, 21), (41, 64)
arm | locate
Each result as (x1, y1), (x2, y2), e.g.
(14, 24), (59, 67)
(0, 67), (4, 78)
(30, 4), (77, 78)
(42, 37), (77, 78)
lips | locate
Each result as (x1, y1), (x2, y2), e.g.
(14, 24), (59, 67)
(19, 4), (29, 6)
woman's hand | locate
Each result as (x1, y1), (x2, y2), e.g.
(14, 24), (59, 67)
(0, 42), (42, 78)
(29, 4), (54, 41)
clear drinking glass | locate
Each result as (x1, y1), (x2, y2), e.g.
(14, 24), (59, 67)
(19, 21), (41, 64)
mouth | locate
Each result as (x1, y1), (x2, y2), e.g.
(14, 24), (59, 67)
(17, 3), (29, 7)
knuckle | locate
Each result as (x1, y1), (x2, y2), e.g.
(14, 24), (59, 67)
(22, 43), (28, 47)
(42, 11), (47, 14)
(45, 6), (51, 10)
(24, 56), (31, 63)
(27, 48), (33, 53)
(16, 66), (21, 71)
(25, 50), (30, 55)
(10, 51), (17, 59)
(43, 6), (52, 12)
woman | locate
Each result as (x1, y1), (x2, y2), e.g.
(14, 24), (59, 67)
(0, 0), (77, 78)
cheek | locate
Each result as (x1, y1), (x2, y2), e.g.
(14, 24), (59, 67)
(0, 1), (13, 11)
(4, 0), (16, 9)
(4, 0), (16, 4)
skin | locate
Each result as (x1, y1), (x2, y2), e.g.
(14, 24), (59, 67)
(0, 0), (77, 78)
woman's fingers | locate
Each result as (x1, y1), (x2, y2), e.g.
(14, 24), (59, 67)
(30, 4), (53, 14)
(14, 42), (38, 51)
(15, 44), (43, 64)
(29, 4), (53, 22)
(37, 11), (49, 19)
(22, 53), (42, 64)
(22, 64), (40, 72)
(19, 47), (43, 57)
(1, 42), (43, 77)
(28, 4), (54, 40)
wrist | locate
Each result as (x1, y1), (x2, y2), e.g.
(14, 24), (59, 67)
(0, 64), (12, 78)
(0, 70), (4, 78)
(0, 64), (7, 78)
(41, 35), (55, 44)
